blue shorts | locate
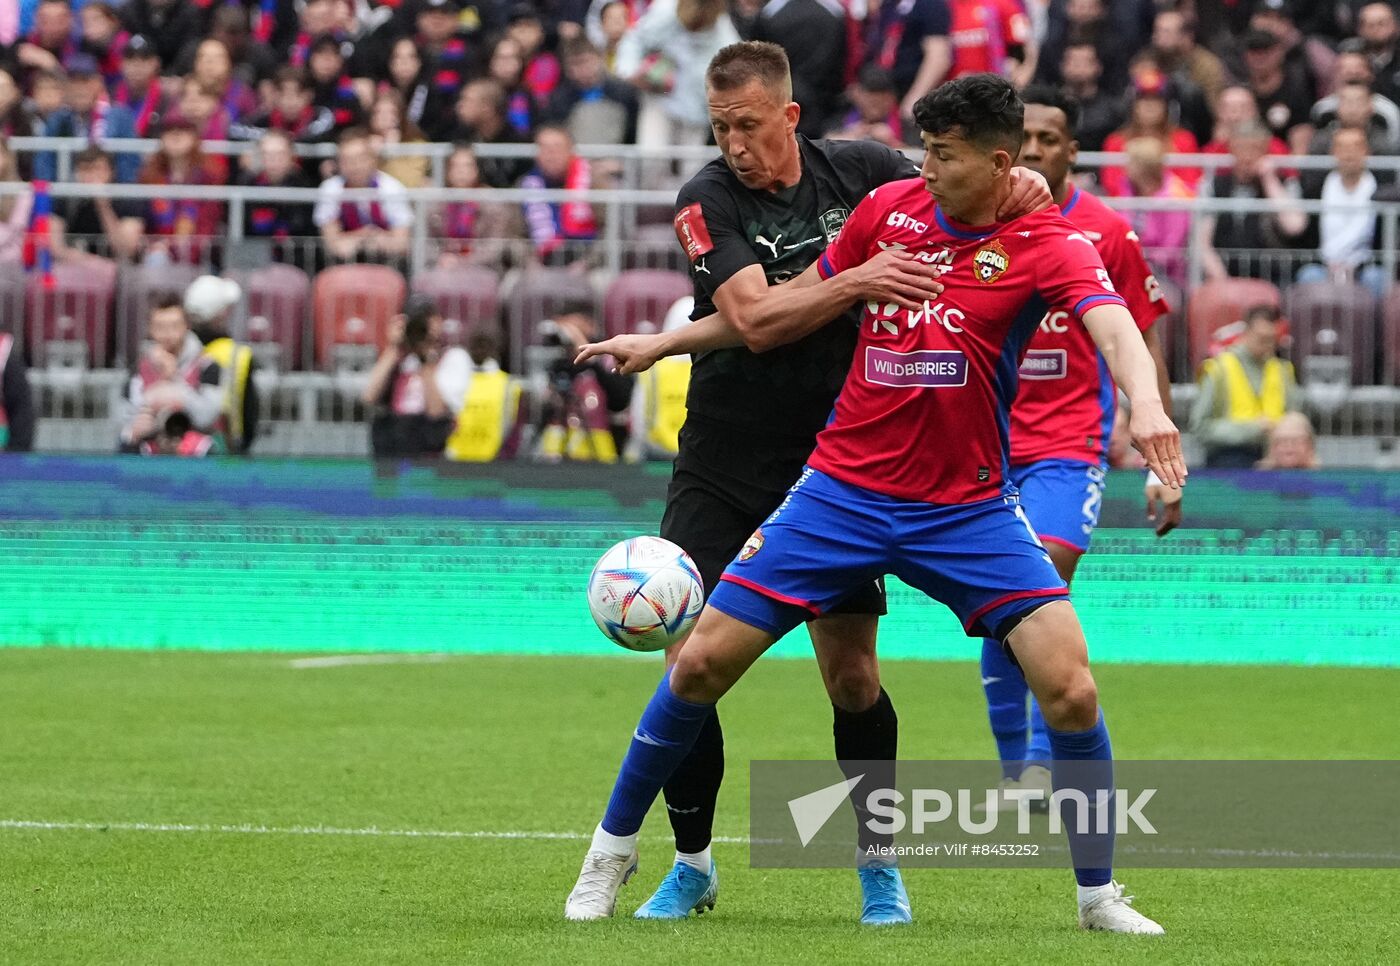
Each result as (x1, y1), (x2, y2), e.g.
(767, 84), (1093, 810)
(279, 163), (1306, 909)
(707, 467), (1068, 641)
(1010, 459), (1106, 555)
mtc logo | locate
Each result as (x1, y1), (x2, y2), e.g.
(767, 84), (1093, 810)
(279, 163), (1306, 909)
(887, 211), (929, 233)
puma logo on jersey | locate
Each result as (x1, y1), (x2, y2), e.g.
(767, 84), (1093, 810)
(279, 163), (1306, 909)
(694, 258), (710, 275)
(755, 233), (782, 259)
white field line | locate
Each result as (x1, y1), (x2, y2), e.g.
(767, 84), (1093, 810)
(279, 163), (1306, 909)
(1, 820), (1396, 861)
(0, 819), (748, 844)
(286, 654), (458, 669)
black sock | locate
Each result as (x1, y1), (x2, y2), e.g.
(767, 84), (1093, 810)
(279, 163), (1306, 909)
(662, 709), (724, 854)
(834, 688), (899, 855)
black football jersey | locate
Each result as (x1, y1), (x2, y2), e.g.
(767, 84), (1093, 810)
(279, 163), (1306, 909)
(672, 136), (919, 441)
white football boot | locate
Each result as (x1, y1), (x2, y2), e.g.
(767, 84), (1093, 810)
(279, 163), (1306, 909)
(564, 848), (640, 921)
(1078, 881), (1165, 935)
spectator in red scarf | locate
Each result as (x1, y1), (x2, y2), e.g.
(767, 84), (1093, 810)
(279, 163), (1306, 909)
(189, 38), (260, 124)
(308, 32), (368, 132)
(314, 126), (413, 264)
(78, 2), (128, 93)
(139, 117), (226, 264)
(230, 66), (338, 154)
(520, 124), (597, 266)
(171, 80), (232, 183)
(236, 131), (316, 267)
(377, 36), (451, 140)
(16, 0), (77, 91)
(415, 0), (483, 107)
(505, 4), (563, 108)
(1098, 69), (1200, 197)
(35, 54), (140, 183)
(113, 34), (169, 138)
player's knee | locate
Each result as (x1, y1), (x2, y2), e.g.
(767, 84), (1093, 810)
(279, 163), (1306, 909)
(823, 656), (881, 712)
(670, 644), (731, 704)
(1038, 670), (1099, 732)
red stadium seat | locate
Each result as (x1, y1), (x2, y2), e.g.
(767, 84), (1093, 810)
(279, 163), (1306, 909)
(232, 264), (312, 372)
(1186, 278), (1281, 372)
(116, 262), (203, 367)
(602, 270), (693, 338)
(26, 259), (118, 369)
(1282, 282), (1378, 385)
(312, 264), (407, 370)
(411, 266), (501, 346)
(504, 267), (597, 370)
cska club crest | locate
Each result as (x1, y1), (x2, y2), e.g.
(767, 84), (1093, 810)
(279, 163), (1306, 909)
(973, 239), (1010, 284)
(739, 529), (765, 561)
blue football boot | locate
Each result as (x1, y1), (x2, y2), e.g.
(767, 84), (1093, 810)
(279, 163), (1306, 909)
(633, 860), (719, 919)
(858, 864), (912, 925)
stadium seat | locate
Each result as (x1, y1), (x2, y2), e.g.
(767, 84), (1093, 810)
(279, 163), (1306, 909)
(116, 262), (203, 367)
(232, 264), (312, 372)
(312, 264), (407, 371)
(624, 222), (686, 272)
(1283, 282), (1378, 386)
(26, 259), (118, 369)
(602, 270), (693, 338)
(411, 266), (501, 346)
(504, 267), (598, 371)
(1186, 277), (1281, 372)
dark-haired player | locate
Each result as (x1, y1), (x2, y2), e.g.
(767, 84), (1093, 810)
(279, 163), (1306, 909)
(566, 73), (1182, 933)
(977, 85), (1182, 806)
(568, 42), (1050, 926)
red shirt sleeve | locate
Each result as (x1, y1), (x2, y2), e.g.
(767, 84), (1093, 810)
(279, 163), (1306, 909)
(1034, 221), (1128, 321)
(817, 187), (885, 280)
(1101, 225), (1170, 333)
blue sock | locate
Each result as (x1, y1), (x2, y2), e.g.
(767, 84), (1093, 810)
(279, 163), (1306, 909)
(1026, 698), (1052, 767)
(601, 671), (715, 837)
(981, 639), (1030, 779)
(1046, 711), (1114, 888)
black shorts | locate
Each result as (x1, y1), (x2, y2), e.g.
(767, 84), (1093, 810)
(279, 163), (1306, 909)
(658, 415), (887, 617)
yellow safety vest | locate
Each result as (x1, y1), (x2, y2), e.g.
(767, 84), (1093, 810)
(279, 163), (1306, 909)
(1207, 351), (1291, 422)
(642, 357), (691, 456)
(201, 337), (254, 451)
(445, 369), (522, 462)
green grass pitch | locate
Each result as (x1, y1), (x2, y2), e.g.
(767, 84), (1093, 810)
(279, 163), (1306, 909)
(2, 649), (1397, 965)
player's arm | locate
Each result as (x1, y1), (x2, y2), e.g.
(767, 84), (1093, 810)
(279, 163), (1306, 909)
(1141, 322), (1182, 535)
(1081, 303), (1187, 489)
(713, 252), (940, 353)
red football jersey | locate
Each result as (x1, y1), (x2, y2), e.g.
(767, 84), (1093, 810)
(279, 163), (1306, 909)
(812, 178), (1127, 505)
(948, 0), (1031, 79)
(1009, 186), (1170, 467)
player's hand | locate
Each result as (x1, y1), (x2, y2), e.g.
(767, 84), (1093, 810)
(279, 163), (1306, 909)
(575, 333), (665, 375)
(1145, 472), (1183, 537)
(849, 249), (945, 309)
(1129, 405), (1188, 490)
(1000, 167), (1054, 219)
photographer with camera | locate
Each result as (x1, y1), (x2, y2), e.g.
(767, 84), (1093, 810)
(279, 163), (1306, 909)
(119, 295), (224, 456)
(533, 301), (633, 462)
(362, 294), (468, 458)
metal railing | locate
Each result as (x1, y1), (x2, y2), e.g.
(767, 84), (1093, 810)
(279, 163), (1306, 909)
(2, 175), (1397, 458)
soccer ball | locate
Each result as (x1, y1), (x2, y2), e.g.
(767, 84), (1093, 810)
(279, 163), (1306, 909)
(587, 536), (705, 652)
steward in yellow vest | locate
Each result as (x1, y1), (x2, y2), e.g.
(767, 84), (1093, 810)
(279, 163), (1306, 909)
(1188, 307), (1300, 468)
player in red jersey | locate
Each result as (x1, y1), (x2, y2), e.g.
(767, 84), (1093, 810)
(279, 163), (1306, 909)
(977, 85), (1184, 806)
(947, 0), (1036, 87)
(566, 74), (1183, 933)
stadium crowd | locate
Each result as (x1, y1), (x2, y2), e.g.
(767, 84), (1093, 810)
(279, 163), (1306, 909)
(0, 0), (1389, 464)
